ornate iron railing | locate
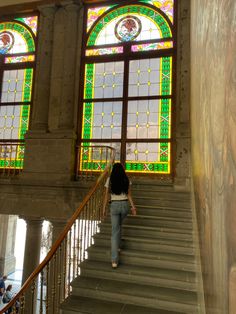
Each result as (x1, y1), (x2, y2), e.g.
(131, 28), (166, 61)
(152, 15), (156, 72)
(0, 145), (115, 314)
(0, 141), (25, 176)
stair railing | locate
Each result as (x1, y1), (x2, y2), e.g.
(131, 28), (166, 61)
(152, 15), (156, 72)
(0, 145), (115, 314)
(76, 144), (116, 179)
(0, 141), (25, 176)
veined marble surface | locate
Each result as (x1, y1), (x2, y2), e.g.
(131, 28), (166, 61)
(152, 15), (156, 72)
(191, 0), (236, 313)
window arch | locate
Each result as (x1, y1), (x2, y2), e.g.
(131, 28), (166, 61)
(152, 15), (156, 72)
(79, 1), (175, 174)
(0, 15), (38, 171)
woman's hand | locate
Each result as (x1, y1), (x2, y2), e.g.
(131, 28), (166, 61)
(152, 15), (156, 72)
(131, 207), (137, 216)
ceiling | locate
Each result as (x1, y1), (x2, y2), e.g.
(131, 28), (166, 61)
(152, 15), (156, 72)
(0, 0), (117, 15)
(0, 0), (111, 7)
(0, 0), (39, 7)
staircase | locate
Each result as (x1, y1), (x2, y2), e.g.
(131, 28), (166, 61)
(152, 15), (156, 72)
(60, 179), (201, 314)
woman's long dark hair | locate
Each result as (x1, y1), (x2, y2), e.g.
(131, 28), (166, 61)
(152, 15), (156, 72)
(110, 163), (129, 195)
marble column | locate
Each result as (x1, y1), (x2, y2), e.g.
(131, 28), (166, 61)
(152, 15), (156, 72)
(58, 1), (81, 130)
(30, 4), (56, 132)
(174, 0), (191, 189)
(21, 217), (43, 284)
(48, 0), (82, 132)
(0, 215), (17, 275)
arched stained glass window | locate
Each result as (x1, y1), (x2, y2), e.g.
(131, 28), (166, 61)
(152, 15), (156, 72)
(80, 1), (175, 174)
(0, 15), (38, 171)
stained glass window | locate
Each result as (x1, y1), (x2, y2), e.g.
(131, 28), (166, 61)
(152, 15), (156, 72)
(87, 5), (172, 46)
(80, 1), (175, 174)
(82, 101), (123, 140)
(84, 62), (124, 99)
(0, 15), (38, 170)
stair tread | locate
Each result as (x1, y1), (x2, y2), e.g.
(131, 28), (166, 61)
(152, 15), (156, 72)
(61, 295), (184, 314)
(130, 214), (192, 222)
(80, 260), (197, 283)
(72, 276), (198, 305)
(94, 237), (195, 255)
(132, 191), (191, 200)
(95, 233), (195, 248)
(88, 246), (196, 263)
(134, 210), (193, 219)
(132, 194), (190, 202)
(101, 222), (194, 235)
(136, 204), (192, 211)
(105, 214), (192, 223)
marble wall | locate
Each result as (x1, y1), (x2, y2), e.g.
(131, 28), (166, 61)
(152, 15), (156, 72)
(191, 0), (236, 313)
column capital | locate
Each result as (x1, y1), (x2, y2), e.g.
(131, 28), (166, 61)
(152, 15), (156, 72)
(49, 219), (67, 244)
(49, 218), (66, 227)
(60, 0), (82, 8)
(38, 3), (57, 16)
(20, 216), (44, 225)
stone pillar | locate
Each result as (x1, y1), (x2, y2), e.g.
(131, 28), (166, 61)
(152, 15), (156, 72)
(22, 1), (83, 182)
(174, 0), (191, 190)
(50, 219), (66, 245)
(21, 217), (43, 284)
(58, 1), (81, 130)
(0, 215), (17, 275)
(30, 4), (56, 132)
(48, 0), (82, 131)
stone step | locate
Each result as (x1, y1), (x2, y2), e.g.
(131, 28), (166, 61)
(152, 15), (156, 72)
(93, 234), (195, 255)
(79, 260), (197, 291)
(135, 205), (193, 218)
(134, 196), (191, 208)
(104, 215), (193, 230)
(135, 203), (192, 212)
(60, 295), (185, 314)
(70, 277), (199, 313)
(131, 180), (174, 191)
(132, 189), (191, 201)
(100, 222), (194, 238)
(87, 247), (197, 272)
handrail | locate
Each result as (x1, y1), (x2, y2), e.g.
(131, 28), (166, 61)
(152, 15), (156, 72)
(0, 145), (115, 314)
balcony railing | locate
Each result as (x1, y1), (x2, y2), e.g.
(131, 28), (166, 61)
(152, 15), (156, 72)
(76, 145), (116, 179)
(0, 145), (115, 314)
(0, 141), (25, 176)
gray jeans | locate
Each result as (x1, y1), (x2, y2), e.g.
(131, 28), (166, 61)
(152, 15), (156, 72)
(110, 200), (129, 263)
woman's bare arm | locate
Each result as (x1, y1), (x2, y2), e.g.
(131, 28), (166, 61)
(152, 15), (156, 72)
(128, 188), (137, 215)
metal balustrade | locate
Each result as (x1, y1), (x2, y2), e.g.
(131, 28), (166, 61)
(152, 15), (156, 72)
(76, 145), (115, 179)
(0, 141), (25, 176)
(0, 145), (115, 314)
